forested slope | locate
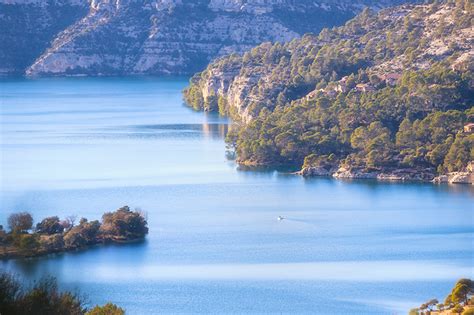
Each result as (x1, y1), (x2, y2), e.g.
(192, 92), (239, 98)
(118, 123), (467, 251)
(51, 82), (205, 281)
(185, 1), (473, 182)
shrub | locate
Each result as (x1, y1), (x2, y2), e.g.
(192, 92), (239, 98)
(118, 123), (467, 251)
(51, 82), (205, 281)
(0, 272), (21, 315)
(86, 303), (125, 315)
(0, 271), (125, 315)
(19, 277), (85, 315)
(18, 234), (39, 251)
(0, 226), (7, 246)
(63, 228), (87, 249)
(40, 234), (65, 251)
(0, 273), (84, 315)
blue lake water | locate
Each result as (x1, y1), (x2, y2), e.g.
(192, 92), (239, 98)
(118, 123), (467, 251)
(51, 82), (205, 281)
(0, 77), (473, 314)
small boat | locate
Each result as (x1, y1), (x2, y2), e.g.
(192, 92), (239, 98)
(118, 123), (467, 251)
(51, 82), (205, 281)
(277, 216), (285, 221)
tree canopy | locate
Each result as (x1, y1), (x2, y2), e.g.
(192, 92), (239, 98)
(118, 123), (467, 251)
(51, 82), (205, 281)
(184, 1), (473, 176)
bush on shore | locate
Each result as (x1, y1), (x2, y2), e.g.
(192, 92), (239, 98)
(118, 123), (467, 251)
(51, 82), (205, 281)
(0, 271), (124, 315)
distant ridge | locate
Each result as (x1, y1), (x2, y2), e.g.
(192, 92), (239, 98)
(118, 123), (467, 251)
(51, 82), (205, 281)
(1, 0), (414, 76)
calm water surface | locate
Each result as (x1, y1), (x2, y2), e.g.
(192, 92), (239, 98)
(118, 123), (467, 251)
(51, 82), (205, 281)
(0, 78), (473, 314)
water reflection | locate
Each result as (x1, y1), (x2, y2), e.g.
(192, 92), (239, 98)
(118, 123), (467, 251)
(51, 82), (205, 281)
(118, 123), (229, 140)
(2, 240), (149, 280)
(201, 122), (228, 139)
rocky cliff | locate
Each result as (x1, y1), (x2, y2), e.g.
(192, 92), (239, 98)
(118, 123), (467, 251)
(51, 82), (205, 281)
(1, 0), (412, 76)
(185, 2), (472, 122)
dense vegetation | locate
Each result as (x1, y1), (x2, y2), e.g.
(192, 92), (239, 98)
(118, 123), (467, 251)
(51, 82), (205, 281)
(0, 206), (148, 259)
(184, 1), (473, 177)
(410, 278), (474, 315)
(0, 271), (124, 315)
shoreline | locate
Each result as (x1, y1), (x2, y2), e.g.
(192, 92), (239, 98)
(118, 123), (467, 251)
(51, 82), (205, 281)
(298, 166), (473, 185)
(0, 237), (146, 261)
(235, 161), (473, 185)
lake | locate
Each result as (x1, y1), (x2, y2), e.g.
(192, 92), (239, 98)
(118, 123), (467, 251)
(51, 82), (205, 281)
(0, 77), (472, 314)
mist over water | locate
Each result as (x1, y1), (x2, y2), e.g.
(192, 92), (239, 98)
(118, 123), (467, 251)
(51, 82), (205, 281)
(1, 77), (473, 314)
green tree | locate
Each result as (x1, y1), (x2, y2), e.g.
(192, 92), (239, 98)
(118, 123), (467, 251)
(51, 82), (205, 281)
(204, 91), (218, 112)
(443, 134), (474, 172)
(452, 279), (473, 305)
(86, 303), (125, 315)
(218, 96), (227, 116)
(36, 216), (64, 235)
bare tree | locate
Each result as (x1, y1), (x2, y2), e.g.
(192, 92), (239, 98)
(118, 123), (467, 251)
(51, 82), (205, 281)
(61, 215), (77, 232)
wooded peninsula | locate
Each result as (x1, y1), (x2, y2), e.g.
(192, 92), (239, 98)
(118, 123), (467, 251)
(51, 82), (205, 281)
(0, 206), (148, 259)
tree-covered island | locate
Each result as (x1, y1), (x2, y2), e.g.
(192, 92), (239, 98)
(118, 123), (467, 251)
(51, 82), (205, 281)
(0, 206), (148, 259)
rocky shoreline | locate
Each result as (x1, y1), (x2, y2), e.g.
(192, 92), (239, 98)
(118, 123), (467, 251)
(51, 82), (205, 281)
(432, 171), (474, 184)
(297, 164), (474, 184)
(0, 236), (144, 260)
(234, 158), (474, 184)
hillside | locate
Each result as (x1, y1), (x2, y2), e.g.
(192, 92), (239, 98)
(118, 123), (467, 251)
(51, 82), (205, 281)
(0, 0), (89, 76)
(1, 0), (412, 76)
(184, 1), (473, 182)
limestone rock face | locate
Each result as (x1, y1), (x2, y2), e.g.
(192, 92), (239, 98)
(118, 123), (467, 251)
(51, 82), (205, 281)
(448, 172), (473, 184)
(332, 167), (378, 180)
(433, 163), (474, 185)
(433, 173), (473, 184)
(186, 2), (471, 122)
(299, 166), (335, 177)
(1, 0), (411, 76)
(329, 166), (437, 182)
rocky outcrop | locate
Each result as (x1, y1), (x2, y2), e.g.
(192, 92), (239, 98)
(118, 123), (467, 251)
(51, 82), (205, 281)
(434, 172), (472, 184)
(448, 172), (473, 184)
(300, 165), (438, 182)
(1, 0), (414, 76)
(299, 166), (335, 177)
(298, 161), (440, 182)
(332, 167), (378, 180)
(433, 162), (474, 184)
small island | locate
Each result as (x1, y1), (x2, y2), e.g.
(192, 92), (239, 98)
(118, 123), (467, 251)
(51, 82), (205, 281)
(410, 279), (474, 315)
(0, 206), (148, 259)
